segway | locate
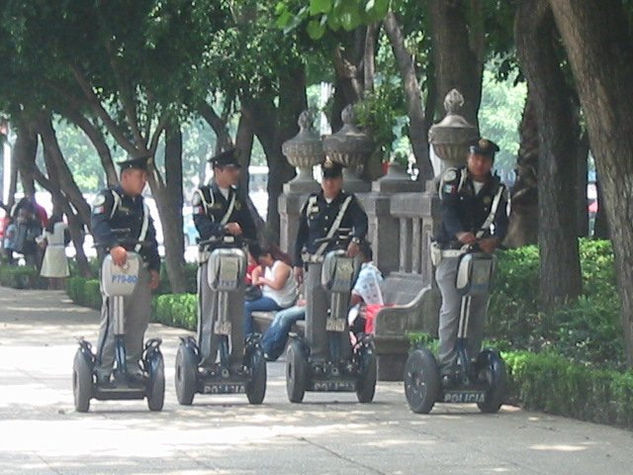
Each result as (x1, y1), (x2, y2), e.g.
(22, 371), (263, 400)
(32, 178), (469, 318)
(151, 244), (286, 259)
(174, 234), (266, 405)
(72, 249), (165, 412)
(404, 247), (506, 414)
(286, 230), (377, 403)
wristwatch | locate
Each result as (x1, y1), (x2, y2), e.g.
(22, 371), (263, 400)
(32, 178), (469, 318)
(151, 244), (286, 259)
(351, 237), (361, 244)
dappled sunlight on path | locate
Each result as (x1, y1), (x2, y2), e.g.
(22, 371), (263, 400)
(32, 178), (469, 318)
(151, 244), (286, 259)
(0, 286), (631, 474)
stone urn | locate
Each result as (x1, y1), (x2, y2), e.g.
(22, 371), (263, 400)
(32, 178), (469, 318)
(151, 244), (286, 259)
(281, 110), (324, 193)
(428, 89), (479, 177)
(323, 105), (372, 192)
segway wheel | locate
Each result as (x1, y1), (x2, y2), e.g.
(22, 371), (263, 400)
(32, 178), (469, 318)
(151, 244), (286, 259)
(477, 352), (507, 414)
(286, 340), (306, 403)
(356, 347), (377, 403)
(146, 352), (165, 411)
(246, 347), (267, 404)
(175, 343), (197, 405)
(72, 349), (92, 413)
(404, 348), (440, 414)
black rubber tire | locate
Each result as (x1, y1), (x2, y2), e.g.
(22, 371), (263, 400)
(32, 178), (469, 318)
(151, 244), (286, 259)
(147, 352), (165, 412)
(246, 348), (267, 404)
(356, 348), (377, 403)
(477, 353), (507, 414)
(404, 348), (440, 414)
(175, 343), (197, 405)
(73, 349), (92, 413)
(286, 340), (307, 403)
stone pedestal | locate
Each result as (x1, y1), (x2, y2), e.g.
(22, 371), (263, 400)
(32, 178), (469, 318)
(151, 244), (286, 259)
(357, 162), (423, 274)
(279, 191), (311, 257)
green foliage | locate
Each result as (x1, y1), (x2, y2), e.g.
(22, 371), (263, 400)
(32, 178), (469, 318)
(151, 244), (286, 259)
(487, 239), (623, 369)
(66, 276), (102, 310)
(405, 333), (633, 429)
(479, 67), (527, 182)
(153, 293), (197, 330)
(157, 262), (198, 295)
(0, 265), (44, 289)
(277, 0), (389, 38)
(354, 74), (407, 164)
(504, 351), (633, 428)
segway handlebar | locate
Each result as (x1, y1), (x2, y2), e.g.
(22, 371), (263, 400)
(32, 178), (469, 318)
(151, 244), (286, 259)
(312, 228), (354, 247)
(196, 233), (256, 251)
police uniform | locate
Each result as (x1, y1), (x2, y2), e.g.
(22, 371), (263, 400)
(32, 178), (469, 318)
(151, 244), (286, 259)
(435, 139), (509, 376)
(91, 156), (160, 382)
(294, 160), (368, 359)
(192, 149), (256, 367)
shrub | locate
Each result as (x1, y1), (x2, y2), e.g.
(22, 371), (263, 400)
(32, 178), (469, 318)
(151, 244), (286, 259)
(407, 332), (633, 429)
(0, 265), (45, 289)
(153, 293), (197, 330)
(487, 239), (623, 368)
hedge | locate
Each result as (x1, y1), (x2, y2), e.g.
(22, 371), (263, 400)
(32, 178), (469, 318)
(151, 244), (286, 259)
(0, 264), (46, 289)
(153, 293), (197, 330)
(66, 276), (102, 309)
(408, 333), (633, 429)
(504, 351), (633, 429)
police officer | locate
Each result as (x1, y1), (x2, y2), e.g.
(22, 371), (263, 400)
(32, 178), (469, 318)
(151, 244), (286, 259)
(294, 159), (368, 359)
(192, 148), (256, 367)
(91, 155), (161, 386)
(434, 138), (509, 385)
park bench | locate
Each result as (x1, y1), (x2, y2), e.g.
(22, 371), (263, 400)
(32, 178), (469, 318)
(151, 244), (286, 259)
(251, 273), (440, 381)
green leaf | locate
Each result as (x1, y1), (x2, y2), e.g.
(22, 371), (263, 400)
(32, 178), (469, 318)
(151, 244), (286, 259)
(307, 19), (326, 40)
(339, 9), (362, 31)
(309, 0), (333, 15)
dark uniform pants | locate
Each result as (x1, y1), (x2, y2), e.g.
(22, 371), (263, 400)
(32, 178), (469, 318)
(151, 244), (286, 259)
(96, 267), (151, 378)
(197, 261), (245, 367)
(436, 257), (488, 373)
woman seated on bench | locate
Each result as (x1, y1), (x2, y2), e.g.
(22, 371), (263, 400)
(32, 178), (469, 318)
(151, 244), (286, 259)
(244, 244), (297, 336)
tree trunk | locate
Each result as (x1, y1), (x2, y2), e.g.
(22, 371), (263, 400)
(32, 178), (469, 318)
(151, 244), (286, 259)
(331, 30), (366, 131)
(383, 11), (433, 180)
(148, 123), (187, 293)
(516, 0), (582, 308)
(60, 106), (118, 187)
(199, 102), (234, 153)
(504, 91), (539, 247)
(428, 0), (484, 126)
(245, 65), (305, 243)
(35, 114), (92, 227)
(550, 0), (633, 366)
(13, 121), (37, 198)
(234, 110), (266, 242)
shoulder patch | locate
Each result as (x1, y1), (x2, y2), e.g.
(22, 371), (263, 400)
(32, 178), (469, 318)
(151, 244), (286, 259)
(92, 193), (106, 207)
(442, 168), (458, 182)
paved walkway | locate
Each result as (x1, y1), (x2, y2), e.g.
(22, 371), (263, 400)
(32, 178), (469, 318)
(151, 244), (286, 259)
(0, 286), (631, 474)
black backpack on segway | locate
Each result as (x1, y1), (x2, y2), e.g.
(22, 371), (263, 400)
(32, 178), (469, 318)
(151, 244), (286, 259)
(174, 234), (266, 405)
(72, 251), (165, 412)
(285, 230), (377, 404)
(403, 249), (507, 414)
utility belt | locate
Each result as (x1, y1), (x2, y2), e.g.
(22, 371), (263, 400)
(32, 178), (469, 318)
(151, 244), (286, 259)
(301, 251), (325, 267)
(430, 241), (468, 266)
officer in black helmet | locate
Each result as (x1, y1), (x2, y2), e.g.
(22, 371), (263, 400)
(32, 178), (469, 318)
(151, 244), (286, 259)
(434, 138), (509, 385)
(192, 148), (257, 367)
(294, 159), (368, 359)
(91, 155), (161, 386)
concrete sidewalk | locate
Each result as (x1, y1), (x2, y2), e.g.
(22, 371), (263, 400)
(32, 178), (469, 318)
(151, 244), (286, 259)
(0, 286), (631, 474)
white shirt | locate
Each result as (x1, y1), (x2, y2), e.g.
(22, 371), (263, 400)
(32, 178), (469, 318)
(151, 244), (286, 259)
(261, 260), (297, 308)
(219, 187), (230, 200)
(352, 262), (384, 305)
